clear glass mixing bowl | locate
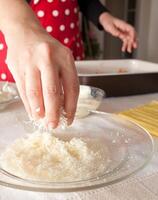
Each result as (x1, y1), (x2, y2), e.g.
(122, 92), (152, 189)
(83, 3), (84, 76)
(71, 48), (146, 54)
(0, 106), (153, 192)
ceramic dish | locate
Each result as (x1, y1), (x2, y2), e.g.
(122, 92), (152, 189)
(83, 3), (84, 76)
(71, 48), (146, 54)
(76, 59), (158, 96)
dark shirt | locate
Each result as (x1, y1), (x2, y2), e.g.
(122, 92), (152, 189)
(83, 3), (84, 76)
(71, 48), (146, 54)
(26, 0), (109, 29)
(78, 0), (108, 29)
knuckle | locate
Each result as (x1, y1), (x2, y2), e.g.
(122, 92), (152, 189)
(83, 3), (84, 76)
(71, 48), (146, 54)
(39, 42), (51, 55)
(37, 42), (52, 67)
(46, 85), (59, 96)
(23, 50), (32, 60)
(26, 88), (40, 98)
(43, 63), (53, 70)
(39, 41), (50, 48)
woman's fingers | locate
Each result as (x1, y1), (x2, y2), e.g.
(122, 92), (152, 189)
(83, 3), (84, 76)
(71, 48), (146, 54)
(119, 33), (135, 53)
(114, 19), (137, 52)
(39, 45), (79, 127)
(127, 39), (133, 53)
(40, 63), (61, 129)
(8, 39), (79, 128)
(125, 26), (137, 52)
(121, 38), (128, 52)
(61, 50), (79, 125)
(25, 68), (44, 120)
(133, 41), (138, 49)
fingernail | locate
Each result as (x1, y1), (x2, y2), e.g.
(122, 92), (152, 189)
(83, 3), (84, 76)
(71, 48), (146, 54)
(48, 122), (57, 130)
(67, 118), (74, 126)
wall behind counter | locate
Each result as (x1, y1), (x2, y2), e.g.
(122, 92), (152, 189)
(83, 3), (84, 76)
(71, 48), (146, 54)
(136, 0), (158, 63)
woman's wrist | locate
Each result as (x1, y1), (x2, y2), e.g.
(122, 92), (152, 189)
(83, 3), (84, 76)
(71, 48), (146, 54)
(99, 12), (112, 26)
(0, 0), (42, 44)
(4, 21), (43, 46)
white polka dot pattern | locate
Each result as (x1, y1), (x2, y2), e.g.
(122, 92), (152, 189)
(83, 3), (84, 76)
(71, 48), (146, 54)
(74, 7), (78, 13)
(34, 0), (40, 5)
(52, 10), (59, 17)
(0, 43), (4, 50)
(46, 26), (53, 33)
(47, 0), (53, 2)
(59, 25), (65, 31)
(64, 38), (69, 44)
(37, 10), (45, 17)
(70, 22), (75, 29)
(76, 42), (80, 47)
(1, 73), (7, 80)
(76, 56), (81, 60)
(65, 9), (70, 16)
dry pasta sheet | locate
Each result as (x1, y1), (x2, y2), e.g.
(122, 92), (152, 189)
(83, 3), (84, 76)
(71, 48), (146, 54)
(119, 101), (158, 137)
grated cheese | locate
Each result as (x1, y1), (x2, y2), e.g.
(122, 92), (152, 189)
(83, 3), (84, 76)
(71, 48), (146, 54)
(30, 109), (68, 132)
(0, 131), (106, 182)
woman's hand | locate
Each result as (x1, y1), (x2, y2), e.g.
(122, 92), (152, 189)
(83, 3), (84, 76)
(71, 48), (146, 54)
(99, 12), (138, 53)
(6, 24), (79, 128)
(0, 0), (79, 128)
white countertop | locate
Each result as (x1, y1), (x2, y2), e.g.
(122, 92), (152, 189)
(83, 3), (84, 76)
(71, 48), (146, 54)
(1, 93), (158, 200)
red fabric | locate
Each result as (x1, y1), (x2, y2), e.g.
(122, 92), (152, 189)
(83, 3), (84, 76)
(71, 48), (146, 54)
(0, 0), (84, 82)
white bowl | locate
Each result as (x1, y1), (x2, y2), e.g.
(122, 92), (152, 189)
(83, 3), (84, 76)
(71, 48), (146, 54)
(76, 85), (105, 118)
(0, 82), (19, 110)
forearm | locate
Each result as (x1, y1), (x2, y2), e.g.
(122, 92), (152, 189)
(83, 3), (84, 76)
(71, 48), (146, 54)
(0, 0), (41, 43)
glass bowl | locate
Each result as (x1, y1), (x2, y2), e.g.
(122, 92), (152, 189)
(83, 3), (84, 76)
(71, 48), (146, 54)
(0, 81), (19, 111)
(0, 106), (154, 192)
(76, 85), (105, 118)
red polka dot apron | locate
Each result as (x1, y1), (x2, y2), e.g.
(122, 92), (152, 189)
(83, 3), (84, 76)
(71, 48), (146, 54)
(0, 0), (84, 82)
